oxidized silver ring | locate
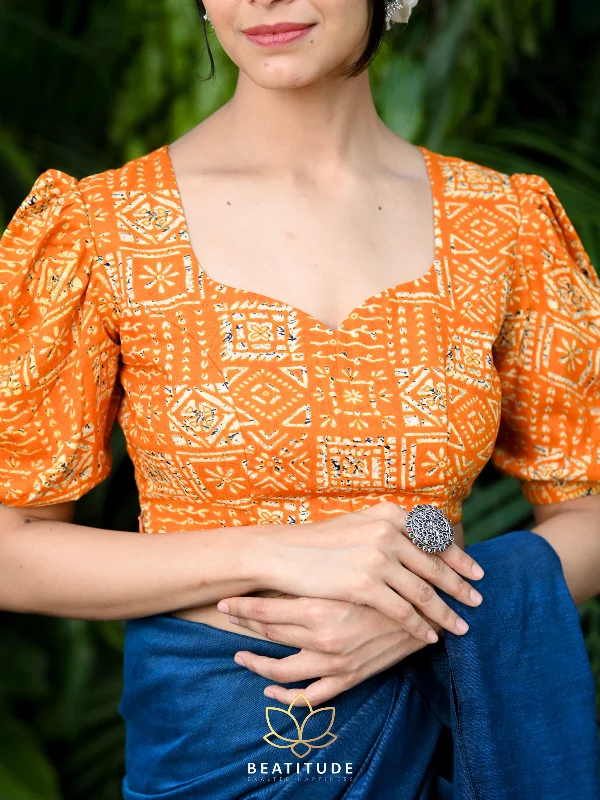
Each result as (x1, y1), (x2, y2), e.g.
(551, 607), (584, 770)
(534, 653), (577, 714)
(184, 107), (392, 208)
(405, 504), (454, 553)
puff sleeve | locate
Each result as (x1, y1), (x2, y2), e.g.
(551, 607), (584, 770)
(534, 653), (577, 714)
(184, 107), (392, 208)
(491, 173), (600, 505)
(0, 169), (122, 506)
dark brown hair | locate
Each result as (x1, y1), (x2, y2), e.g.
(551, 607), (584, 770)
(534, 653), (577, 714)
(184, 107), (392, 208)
(194, 1), (387, 80)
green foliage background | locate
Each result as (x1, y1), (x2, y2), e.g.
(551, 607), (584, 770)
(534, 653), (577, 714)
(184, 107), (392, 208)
(1, 0), (599, 796)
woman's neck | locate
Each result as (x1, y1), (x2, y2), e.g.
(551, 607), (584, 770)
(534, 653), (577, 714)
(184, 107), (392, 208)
(211, 69), (395, 178)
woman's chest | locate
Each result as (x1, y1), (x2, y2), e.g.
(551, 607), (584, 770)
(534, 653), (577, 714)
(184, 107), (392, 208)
(93, 146), (522, 512)
(165, 137), (444, 336)
(174, 171), (437, 335)
(116, 258), (510, 508)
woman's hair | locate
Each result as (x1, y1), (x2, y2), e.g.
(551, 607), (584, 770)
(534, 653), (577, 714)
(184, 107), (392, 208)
(194, 0), (387, 80)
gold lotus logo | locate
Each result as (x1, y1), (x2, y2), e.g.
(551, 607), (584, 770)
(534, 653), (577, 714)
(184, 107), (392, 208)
(263, 692), (338, 758)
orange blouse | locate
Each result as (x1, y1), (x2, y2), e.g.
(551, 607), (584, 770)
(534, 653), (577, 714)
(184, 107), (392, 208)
(1, 145), (600, 533)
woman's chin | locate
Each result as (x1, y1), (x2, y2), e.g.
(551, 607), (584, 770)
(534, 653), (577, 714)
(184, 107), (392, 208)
(242, 60), (329, 90)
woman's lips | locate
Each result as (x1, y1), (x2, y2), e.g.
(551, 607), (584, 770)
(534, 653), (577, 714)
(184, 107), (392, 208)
(243, 24), (316, 47)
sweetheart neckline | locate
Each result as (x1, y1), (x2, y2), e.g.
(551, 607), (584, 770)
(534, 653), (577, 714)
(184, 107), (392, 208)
(160, 142), (443, 337)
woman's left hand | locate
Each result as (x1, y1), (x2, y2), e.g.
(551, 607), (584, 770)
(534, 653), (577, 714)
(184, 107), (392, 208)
(217, 593), (441, 706)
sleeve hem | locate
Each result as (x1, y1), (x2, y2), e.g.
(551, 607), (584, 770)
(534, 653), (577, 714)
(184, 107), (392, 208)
(522, 480), (600, 506)
(0, 456), (113, 508)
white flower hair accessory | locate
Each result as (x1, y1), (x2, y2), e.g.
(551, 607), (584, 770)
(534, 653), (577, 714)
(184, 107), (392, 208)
(385, 0), (419, 30)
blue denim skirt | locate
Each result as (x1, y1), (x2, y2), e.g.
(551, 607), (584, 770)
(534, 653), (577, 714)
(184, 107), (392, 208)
(119, 531), (600, 799)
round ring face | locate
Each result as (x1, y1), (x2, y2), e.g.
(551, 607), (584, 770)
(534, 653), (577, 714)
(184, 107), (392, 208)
(405, 505), (454, 553)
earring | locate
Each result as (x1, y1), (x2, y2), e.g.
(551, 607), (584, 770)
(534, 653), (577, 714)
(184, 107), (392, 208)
(385, 0), (419, 30)
(203, 12), (213, 27)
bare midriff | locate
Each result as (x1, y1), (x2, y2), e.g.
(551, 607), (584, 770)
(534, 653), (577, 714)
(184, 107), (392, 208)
(167, 523), (466, 643)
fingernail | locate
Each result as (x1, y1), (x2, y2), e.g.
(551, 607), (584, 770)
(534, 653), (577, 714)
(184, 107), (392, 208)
(217, 601), (229, 613)
(229, 616), (240, 625)
(265, 689), (275, 698)
(234, 653), (245, 666)
(427, 630), (439, 643)
(469, 588), (483, 604)
(456, 619), (469, 634)
(471, 564), (484, 578)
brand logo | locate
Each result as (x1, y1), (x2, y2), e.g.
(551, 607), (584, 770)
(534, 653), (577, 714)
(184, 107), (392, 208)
(263, 692), (337, 758)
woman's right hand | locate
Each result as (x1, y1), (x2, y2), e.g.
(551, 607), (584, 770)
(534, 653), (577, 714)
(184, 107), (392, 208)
(263, 501), (484, 644)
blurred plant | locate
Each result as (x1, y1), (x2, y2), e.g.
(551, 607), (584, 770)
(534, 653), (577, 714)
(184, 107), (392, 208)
(0, 0), (598, 795)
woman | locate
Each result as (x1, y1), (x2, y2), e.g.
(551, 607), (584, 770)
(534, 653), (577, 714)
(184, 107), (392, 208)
(1, 0), (599, 797)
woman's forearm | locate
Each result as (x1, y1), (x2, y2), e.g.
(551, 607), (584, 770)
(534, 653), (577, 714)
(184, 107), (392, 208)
(531, 505), (600, 605)
(0, 514), (276, 620)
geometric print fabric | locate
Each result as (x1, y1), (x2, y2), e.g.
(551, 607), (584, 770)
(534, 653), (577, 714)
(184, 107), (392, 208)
(1, 144), (599, 533)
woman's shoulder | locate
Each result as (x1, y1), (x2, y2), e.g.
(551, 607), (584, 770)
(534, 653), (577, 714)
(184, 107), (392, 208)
(13, 145), (171, 209)
(76, 144), (172, 197)
(425, 146), (546, 203)
(0, 144), (174, 335)
(423, 147), (572, 246)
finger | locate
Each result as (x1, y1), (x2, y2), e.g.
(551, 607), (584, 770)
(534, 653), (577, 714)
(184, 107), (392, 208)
(264, 674), (352, 707)
(382, 560), (471, 637)
(233, 617), (317, 650)
(218, 596), (310, 627)
(396, 538), (483, 614)
(397, 519), (485, 580)
(362, 500), (485, 582)
(438, 542), (485, 580)
(234, 649), (332, 684)
(356, 582), (440, 644)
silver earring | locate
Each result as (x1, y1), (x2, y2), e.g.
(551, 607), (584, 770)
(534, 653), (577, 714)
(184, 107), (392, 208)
(203, 12), (213, 27)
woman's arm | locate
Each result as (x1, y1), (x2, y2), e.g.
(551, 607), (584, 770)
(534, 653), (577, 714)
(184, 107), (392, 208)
(530, 494), (600, 606)
(0, 502), (272, 620)
(0, 500), (483, 642)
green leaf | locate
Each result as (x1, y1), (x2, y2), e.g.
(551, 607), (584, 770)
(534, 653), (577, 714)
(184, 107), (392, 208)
(0, 713), (61, 800)
(379, 56), (426, 141)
